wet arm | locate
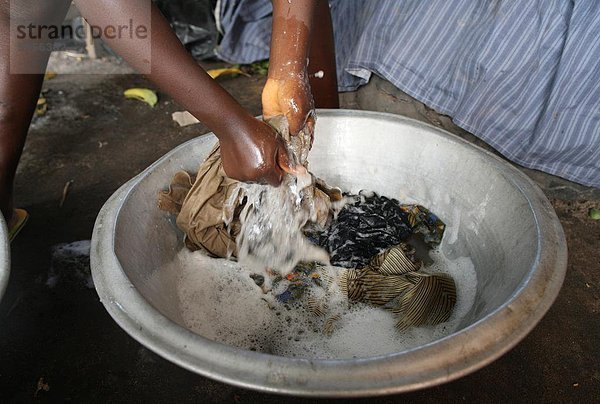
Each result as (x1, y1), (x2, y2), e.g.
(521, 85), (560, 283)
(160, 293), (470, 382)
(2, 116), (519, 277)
(263, 1), (318, 135)
(73, 0), (292, 185)
(269, 0), (318, 80)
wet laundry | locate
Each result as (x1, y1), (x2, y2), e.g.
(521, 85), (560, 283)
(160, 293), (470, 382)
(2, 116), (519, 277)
(339, 244), (456, 330)
(307, 193), (454, 330)
(158, 122), (456, 333)
(263, 243), (456, 333)
(158, 144), (241, 258)
(272, 194), (454, 332)
(226, 115), (331, 277)
(305, 191), (445, 268)
(158, 116), (342, 266)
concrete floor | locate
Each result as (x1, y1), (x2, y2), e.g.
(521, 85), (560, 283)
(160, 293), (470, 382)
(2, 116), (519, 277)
(0, 59), (598, 403)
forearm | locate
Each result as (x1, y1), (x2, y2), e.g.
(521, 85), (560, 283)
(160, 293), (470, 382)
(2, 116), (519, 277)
(73, 0), (252, 141)
(269, 0), (318, 78)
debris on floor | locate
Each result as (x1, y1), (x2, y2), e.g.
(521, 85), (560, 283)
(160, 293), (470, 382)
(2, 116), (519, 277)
(35, 98), (47, 116)
(245, 60), (269, 76)
(34, 378), (50, 397)
(207, 67), (248, 79)
(59, 180), (74, 208)
(172, 111), (200, 127)
(123, 88), (158, 107)
(44, 71), (57, 81)
(47, 240), (93, 289)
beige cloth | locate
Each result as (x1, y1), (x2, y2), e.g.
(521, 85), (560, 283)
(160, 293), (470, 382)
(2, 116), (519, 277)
(158, 144), (241, 257)
(158, 142), (341, 258)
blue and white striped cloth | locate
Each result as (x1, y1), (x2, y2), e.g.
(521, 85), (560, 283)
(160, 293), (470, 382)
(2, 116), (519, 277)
(216, 0), (600, 188)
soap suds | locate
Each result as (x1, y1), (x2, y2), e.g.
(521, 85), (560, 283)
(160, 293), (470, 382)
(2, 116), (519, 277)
(223, 117), (326, 281)
(167, 246), (477, 359)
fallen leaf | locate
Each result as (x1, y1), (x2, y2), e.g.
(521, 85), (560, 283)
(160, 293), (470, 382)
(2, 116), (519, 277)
(36, 98), (47, 116)
(123, 88), (158, 107)
(247, 60), (269, 75)
(207, 67), (249, 79)
(59, 180), (74, 208)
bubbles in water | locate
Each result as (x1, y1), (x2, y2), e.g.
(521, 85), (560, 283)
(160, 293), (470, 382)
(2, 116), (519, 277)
(225, 178), (329, 281)
(167, 247), (477, 359)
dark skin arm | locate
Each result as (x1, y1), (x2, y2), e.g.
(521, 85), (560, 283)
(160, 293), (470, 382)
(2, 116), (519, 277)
(263, 0), (317, 136)
(1, 0), (301, 225)
(263, 0), (339, 137)
(74, 0), (293, 186)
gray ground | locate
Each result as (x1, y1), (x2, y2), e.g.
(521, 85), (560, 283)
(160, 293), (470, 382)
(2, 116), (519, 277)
(0, 57), (598, 403)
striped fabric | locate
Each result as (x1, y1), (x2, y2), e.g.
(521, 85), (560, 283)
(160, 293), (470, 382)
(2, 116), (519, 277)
(340, 244), (457, 330)
(216, 0), (600, 188)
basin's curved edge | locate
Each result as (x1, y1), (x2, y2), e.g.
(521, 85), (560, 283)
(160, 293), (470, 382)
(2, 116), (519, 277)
(317, 110), (569, 359)
(0, 215), (10, 301)
(91, 110), (569, 397)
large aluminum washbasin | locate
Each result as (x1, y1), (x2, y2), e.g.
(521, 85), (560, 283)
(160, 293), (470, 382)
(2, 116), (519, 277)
(91, 110), (567, 397)
(0, 215), (9, 302)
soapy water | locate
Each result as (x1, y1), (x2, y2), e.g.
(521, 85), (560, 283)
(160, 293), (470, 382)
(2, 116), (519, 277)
(169, 114), (474, 358)
(223, 115), (331, 282)
(225, 178), (329, 282)
(169, 247), (477, 359)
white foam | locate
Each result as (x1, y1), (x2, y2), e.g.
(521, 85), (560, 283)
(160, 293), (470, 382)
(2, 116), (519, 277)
(229, 182), (329, 280)
(167, 246), (478, 360)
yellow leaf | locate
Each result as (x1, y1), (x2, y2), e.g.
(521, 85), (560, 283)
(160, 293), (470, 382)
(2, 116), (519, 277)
(36, 97), (47, 116)
(207, 67), (249, 79)
(123, 88), (158, 107)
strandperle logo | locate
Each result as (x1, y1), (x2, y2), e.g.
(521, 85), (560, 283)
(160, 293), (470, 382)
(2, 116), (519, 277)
(15, 19), (149, 41)
(9, 0), (152, 74)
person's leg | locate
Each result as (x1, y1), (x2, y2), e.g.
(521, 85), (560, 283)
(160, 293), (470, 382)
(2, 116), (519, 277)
(308, 0), (339, 109)
(0, 73), (42, 227)
(0, 0), (70, 226)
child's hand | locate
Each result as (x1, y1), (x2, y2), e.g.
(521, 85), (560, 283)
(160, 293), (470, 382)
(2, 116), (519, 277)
(219, 118), (295, 187)
(262, 74), (315, 137)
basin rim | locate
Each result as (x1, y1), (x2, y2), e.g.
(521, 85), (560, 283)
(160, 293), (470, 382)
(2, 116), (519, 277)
(91, 109), (568, 397)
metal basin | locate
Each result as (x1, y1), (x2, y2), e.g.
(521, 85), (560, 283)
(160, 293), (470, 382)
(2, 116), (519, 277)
(0, 216), (9, 302)
(91, 110), (567, 397)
